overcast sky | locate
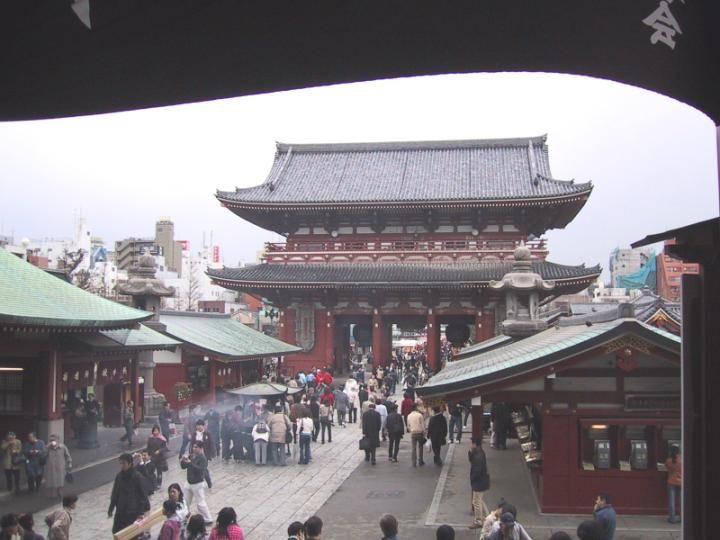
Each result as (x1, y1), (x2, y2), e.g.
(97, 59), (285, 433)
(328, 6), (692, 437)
(0, 72), (717, 280)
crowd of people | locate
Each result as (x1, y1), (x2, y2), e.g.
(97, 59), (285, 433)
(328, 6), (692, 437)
(0, 350), (683, 540)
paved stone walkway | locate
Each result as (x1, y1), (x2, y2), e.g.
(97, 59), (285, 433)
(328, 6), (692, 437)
(39, 420), (365, 539)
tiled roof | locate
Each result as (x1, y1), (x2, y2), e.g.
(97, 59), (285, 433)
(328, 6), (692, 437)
(217, 136), (592, 206)
(208, 260), (601, 288)
(453, 334), (513, 360)
(74, 325), (181, 351)
(0, 247), (152, 330)
(159, 311), (300, 359)
(417, 319), (680, 398)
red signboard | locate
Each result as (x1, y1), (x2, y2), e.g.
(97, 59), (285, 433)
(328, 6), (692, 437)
(213, 245), (220, 263)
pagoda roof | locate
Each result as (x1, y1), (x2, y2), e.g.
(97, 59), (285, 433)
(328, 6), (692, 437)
(0, 247), (152, 331)
(159, 311), (300, 360)
(217, 136), (592, 208)
(417, 318), (680, 399)
(208, 260), (601, 290)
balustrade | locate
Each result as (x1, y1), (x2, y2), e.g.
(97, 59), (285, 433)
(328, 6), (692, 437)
(265, 238), (546, 254)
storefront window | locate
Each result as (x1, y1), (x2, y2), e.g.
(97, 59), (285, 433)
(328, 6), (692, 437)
(0, 370), (23, 413)
(578, 419), (679, 472)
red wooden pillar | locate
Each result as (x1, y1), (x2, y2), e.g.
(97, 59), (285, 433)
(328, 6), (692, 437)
(426, 309), (440, 372)
(324, 311), (336, 371)
(471, 401), (484, 441)
(383, 323), (393, 367)
(478, 308), (495, 341)
(372, 310), (383, 370)
(279, 307), (296, 345)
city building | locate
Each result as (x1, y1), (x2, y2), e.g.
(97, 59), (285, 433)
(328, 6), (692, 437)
(655, 239), (700, 301)
(210, 136), (601, 374)
(609, 247), (655, 288)
(155, 218), (183, 275)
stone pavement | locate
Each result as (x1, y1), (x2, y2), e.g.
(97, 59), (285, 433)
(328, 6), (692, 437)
(38, 418), (365, 539)
(0, 425), (163, 514)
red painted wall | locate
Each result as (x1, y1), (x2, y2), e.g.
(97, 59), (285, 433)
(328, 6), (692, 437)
(541, 413), (669, 514)
(154, 364), (186, 411)
(281, 309), (331, 375)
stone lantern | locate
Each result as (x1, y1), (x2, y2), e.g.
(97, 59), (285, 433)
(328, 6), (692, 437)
(116, 249), (175, 417)
(489, 243), (555, 338)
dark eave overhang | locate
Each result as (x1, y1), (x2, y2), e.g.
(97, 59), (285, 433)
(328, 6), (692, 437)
(170, 338), (297, 362)
(0, 318), (150, 334)
(217, 190), (592, 212)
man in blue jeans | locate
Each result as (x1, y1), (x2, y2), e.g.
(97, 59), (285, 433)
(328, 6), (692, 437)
(297, 412), (314, 465)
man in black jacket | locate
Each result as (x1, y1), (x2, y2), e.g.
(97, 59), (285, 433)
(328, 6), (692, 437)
(361, 402), (382, 465)
(427, 406), (448, 465)
(468, 437), (490, 530)
(107, 453), (150, 534)
(180, 441), (213, 524)
(385, 403), (405, 463)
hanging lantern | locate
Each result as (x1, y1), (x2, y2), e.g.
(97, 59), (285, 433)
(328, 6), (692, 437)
(352, 324), (372, 346)
(445, 323), (470, 347)
(397, 316), (426, 333)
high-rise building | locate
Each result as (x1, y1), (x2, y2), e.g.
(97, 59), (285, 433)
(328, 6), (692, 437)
(155, 218), (183, 276)
(609, 247), (654, 287)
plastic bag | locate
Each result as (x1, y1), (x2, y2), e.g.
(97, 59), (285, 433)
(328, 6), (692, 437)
(424, 439), (432, 451)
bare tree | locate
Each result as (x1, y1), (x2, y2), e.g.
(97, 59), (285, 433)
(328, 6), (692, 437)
(73, 269), (94, 291)
(185, 264), (201, 311)
(58, 248), (86, 273)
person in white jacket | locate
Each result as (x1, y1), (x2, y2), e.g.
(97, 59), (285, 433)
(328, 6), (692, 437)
(344, 377), (360, 424)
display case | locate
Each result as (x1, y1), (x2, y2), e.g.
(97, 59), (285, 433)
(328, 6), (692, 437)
(512, 406), (542, 463)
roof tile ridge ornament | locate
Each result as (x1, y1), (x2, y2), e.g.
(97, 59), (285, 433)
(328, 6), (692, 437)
(267, 144), (293, 193)
(273, 135), (549, 154)
(527, 140), (539, 186)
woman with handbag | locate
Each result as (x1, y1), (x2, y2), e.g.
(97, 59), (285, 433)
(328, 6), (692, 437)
(44, 434), (72, 500)
(268, 404), (292, 466)
(1, 431), (22, 493)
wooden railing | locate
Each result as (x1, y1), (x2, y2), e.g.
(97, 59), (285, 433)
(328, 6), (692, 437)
(265, 238), (546, 254)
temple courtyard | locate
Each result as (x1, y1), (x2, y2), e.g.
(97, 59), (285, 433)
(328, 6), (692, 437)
(18, 417), (680, 540)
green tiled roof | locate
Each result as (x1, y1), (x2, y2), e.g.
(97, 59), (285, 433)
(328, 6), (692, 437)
(417, 319), (680, 398)
(74, 325), (181, 351)
(159, 311), (301, 359)
(0, 248), (152, 330)
(453, 334), (513, 360)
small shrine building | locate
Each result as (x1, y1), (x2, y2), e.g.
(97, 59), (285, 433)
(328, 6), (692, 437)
(416, 250), (680, 515)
